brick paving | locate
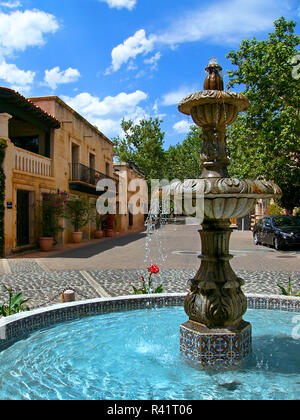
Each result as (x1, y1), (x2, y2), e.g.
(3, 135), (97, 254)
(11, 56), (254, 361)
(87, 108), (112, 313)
(0, 225), (299, 310)
(0, 261), (299, 310)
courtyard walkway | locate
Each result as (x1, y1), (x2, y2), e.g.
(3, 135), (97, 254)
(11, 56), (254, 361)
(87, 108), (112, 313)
(0, 225), (299, 310)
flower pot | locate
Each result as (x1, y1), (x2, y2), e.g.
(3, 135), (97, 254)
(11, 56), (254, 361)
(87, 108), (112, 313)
(39, 237), (54, 252)
(104, 228), (113, 237)
(71, 232), (83, 243)
(94, 230), (104, 239)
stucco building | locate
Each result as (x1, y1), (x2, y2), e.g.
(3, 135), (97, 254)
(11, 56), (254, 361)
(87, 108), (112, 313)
(113, 161), (147, 233)
(0, 88), (145, 256)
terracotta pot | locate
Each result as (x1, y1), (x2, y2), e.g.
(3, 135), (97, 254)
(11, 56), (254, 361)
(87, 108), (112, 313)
(72, 232), (83, 243)
(39, 237), (54, 252)
(104, 228), (113, 237)
(94, 230), (104, 239)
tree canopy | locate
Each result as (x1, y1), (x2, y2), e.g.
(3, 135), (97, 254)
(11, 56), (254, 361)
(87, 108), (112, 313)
(164, 126), (203, 181)
(113, 117), (166, 183)
(113, 118), (202, 183)
(226, 17), (300, 211)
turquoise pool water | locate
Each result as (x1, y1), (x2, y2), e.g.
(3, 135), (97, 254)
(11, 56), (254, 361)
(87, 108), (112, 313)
(0, 307), (299, 400)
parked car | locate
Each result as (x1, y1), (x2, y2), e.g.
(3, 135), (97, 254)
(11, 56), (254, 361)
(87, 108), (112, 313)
(253, 216), (300, 250)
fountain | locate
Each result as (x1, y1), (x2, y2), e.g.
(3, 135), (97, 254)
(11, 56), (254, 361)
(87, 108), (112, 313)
(2, 59), (299, 400)
(174, 58), (282, 367)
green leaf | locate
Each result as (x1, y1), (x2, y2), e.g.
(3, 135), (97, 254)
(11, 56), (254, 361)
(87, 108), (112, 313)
(10, 293), (24, 308)
(277, 284), (289, 296)
(154, 285), (163, 294)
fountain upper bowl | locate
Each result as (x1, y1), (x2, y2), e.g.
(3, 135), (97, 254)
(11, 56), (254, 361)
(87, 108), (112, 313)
(178, 90), (251, 115)
(178, 90), (251, 128)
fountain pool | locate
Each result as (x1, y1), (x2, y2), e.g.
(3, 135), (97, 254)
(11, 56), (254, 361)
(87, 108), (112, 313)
(0, 295), (299, 400)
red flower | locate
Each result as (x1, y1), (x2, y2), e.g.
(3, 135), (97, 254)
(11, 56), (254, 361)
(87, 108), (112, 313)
(148, 264), (159, 274)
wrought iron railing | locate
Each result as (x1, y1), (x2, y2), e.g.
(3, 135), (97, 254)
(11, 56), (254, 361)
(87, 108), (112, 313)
(69, 163), (113, 186)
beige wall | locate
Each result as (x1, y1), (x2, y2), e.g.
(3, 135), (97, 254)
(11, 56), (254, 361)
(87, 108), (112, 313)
(2, 96), (115, 254)
(31, 97), (114, 180)
(2, 97), (145, 255)
(30, 97), (115, 243)
(114, 162), (146, 233)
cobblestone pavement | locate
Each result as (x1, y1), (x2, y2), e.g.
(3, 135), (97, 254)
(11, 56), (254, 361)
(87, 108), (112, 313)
(0, 257), (299, 310)
(0, 226), (299, 311)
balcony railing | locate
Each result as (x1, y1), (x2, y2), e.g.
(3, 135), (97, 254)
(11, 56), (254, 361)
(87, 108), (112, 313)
(13, 147), (52, 177)
(69, 163), (112, 186)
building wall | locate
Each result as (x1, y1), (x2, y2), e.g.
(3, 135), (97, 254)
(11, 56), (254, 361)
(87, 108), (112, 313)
(2, 96), (144, 256)
(31, 97), (114, 180)
(31, 97), (114, 244)
(114, 162), (146, 233)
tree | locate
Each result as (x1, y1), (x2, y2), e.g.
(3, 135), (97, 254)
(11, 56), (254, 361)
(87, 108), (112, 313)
(226, 17), (300, 212)
(165, 126), (203, 181)
(113, 117), (166, 183)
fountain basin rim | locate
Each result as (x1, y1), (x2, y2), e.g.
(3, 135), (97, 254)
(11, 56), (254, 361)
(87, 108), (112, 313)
(0, 293), (299, 349)
(178, 90), (251, 115)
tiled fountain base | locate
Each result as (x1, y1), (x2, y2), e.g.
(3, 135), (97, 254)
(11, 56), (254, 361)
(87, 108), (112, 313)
(180, 320), (252, 367)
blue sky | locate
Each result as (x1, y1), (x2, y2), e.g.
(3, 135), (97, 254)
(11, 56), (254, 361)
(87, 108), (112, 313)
(0, 0), (299, 148)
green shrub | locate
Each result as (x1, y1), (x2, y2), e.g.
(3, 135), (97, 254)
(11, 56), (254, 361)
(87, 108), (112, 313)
(0, 286), (30, 317)
(65, 196), (92, 232)
(277, 276), (300, 297)
(36, 192), (67, 238)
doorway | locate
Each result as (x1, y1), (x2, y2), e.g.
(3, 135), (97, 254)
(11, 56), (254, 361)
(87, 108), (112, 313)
(17, 190), (30, 247)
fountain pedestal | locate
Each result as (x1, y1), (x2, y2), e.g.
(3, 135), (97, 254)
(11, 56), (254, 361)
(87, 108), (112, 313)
(175, 58), (281, 367)
(180, 219), (251, 366)
(180, 320), (251, 367)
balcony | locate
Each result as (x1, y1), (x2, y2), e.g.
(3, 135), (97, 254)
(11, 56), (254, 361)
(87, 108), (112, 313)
(13, 147), (53, 177)
(69, 163), (114, 195)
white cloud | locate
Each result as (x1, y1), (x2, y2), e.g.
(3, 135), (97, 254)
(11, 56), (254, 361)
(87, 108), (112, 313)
(61, 90), (148, 137)
(173, 120), (191, 134)
(0, 1), (21, 8)
(106, 29), (156, 73)
(0, 59), (35, 94)
(44, 67), (81, 90)
(144, 52), (161, 70)
(0, 9), (59, 59)
(0, 60), (35, 85)
(161, 86), (195, 107)
(98, 0), (136, 10)
(157, 0), (287, 46)
(107, 0), (289, 72)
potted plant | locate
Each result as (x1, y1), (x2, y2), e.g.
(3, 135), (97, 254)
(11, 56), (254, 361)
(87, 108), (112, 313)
(103, 214), (115, 237)
(37, 192), (66, 251)
(65, 196), (92, 243)
(94, 213), (104, 239)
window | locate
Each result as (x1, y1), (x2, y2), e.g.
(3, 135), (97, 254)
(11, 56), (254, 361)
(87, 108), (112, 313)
(89, 153), (95, 170)
(106, 162), (110, 176)
(11, 136), (39, 154)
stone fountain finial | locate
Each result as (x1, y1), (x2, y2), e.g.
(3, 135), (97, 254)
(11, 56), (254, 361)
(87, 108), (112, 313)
(178, 59), (250, 179)
(204, 58), (224, 91)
